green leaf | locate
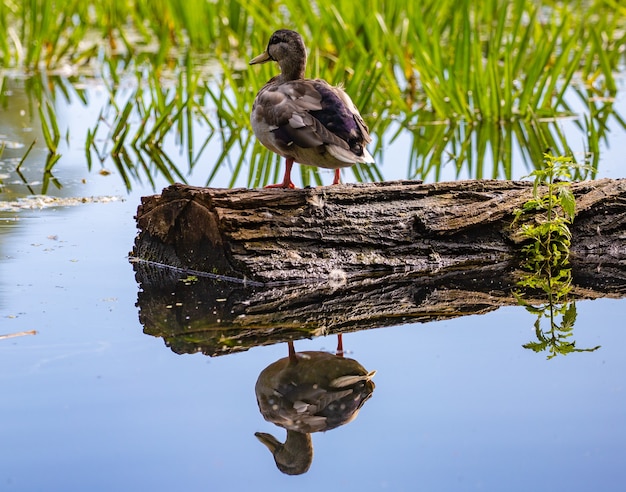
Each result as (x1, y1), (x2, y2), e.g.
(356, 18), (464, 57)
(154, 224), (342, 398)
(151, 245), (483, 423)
(562, 303), (578, 329)
(559, 187), (576, 220)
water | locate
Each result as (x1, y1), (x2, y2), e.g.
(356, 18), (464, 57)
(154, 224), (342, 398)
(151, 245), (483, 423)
(1, 75), (626, 491)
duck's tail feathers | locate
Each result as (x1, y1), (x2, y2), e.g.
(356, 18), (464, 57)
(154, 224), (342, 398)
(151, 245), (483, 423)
(329, 370), (377, 388)
(328, 145), (375, 165)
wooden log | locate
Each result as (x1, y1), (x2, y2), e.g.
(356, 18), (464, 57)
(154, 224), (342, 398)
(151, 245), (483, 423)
(130, 178), (626, 357)
(132, 179), (626, 282)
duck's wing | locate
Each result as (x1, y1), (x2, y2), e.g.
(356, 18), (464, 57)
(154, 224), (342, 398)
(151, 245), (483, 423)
(253, 79), (372, 161)
(323, 83), (372, 145)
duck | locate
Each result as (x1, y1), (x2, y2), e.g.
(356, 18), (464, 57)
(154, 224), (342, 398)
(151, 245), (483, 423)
(254, 336), (375, 474)
(249, 29), (375, 188)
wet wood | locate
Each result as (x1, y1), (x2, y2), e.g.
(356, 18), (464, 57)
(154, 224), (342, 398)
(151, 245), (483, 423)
(132, 179), (626, 283)
(130, 178), (626, 357)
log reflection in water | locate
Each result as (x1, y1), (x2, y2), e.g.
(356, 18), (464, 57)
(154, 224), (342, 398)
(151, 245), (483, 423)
(132, 255), (625, 357)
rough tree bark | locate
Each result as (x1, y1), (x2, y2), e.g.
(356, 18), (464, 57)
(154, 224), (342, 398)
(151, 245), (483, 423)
(131, 179), (626, 357)
(133, 179), (626, 282)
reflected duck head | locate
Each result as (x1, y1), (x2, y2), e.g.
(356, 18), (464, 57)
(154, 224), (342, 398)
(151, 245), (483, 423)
(255, 430), (313, 475)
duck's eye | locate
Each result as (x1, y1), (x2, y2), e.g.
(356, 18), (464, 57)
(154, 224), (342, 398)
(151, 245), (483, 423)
(271, 35), (286, 45)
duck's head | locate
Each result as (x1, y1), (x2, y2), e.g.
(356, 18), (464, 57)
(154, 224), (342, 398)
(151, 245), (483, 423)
(250, 29), (307, 81)
(255, 430), (313, 475)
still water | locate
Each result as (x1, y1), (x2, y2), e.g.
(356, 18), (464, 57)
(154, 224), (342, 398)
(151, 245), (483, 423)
(1, 76), (626, 491)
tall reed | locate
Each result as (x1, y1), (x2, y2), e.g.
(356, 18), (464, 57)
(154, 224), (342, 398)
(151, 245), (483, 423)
(1, 0), (624, 188)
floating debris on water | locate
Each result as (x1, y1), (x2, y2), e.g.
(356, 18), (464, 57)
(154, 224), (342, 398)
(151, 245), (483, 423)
(0, 195), (124, 212)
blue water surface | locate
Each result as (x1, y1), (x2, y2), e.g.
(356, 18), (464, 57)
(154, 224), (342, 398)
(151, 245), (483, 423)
(1, 80), (625, 492)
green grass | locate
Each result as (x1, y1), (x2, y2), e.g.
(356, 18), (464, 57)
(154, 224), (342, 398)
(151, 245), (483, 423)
(0, 0), (624, 188)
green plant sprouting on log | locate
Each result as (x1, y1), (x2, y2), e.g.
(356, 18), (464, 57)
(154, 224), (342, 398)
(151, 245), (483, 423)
(513, 153), (600, 359)
(515, 153), (577, 287)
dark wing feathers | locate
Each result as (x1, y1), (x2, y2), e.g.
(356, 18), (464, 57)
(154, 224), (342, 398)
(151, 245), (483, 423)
(309, 81), (360, 141)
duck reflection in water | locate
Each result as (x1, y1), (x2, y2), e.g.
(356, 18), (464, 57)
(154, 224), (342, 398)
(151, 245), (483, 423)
(255, 334), (376, 475)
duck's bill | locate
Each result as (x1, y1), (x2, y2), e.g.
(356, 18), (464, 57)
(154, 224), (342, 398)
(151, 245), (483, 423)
(250, 51), (272, 65)
(254, 432), (280, 451)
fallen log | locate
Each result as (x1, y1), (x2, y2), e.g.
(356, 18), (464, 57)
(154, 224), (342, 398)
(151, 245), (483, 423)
(130, 178), (626, 357)
(132, 179), (626, 282)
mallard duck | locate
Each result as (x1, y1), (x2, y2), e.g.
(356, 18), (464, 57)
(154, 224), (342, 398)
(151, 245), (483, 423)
(254, 337), (375, 474)
(249, 29), (374, 188)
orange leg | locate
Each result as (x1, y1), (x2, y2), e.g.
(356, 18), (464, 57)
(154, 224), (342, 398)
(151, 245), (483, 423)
(332, 168), (341, 185)
(265, 158), (296, 189)
(336, 333), (344, 358)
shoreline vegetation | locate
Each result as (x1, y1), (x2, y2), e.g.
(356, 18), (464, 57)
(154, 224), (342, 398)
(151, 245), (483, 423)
(0, 0), (625, 188)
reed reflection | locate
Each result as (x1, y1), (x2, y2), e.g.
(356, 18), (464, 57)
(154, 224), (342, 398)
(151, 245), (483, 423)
(2, 68), (622, 195)
(254, 335), (375, 475)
